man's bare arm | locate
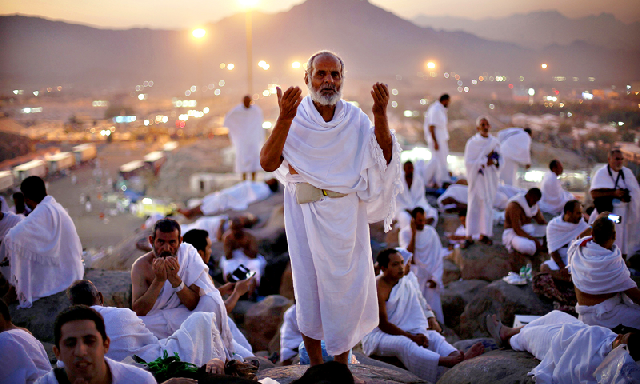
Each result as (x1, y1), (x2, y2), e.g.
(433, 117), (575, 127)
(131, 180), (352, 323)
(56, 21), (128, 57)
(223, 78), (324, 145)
(216, 220), (226, 242)
(591, 188), (625, 199)
(243, 235), (259, 258)
(550, 250), (566, 269)
(260, 87), (302, 172)
(377, 283), (413, 338)
(507, 203), (535, 240)
(371, 83), (392, 164)
(131, 260), (165, 316)
(429, 125), (438, 150)
(534, 210), (546, 225)
(625, 287), (640, 305)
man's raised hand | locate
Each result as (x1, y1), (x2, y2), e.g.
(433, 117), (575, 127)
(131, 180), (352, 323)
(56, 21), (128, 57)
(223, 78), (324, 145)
(152, 258), (167, 282)
(371, 82), (389, 117)
(277, 86), (302, 122)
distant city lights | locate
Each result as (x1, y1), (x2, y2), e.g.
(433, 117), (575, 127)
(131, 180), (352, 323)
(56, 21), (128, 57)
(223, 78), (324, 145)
(33, 91), (39, 96)
(258, 60), (270, 70)
(138, 94), (147, 100)
(22, 107), (42, 114)
(227, 64), (235, 70)
(203, 107), (210, 113)
(391, 89), (398, 96)
(582, 91), (593, 100)
(391, 101), (397, 108)
(92, 100), (108, 107)
(528, 88), (535, 96)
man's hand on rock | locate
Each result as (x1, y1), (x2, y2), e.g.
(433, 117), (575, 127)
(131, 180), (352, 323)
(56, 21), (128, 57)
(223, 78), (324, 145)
(277, 86), (302, 122)
(152, 258), (167, 282)
(371, 82), (389, 117)
(410, 333), (429, 348)
(205, 358), (225, 375)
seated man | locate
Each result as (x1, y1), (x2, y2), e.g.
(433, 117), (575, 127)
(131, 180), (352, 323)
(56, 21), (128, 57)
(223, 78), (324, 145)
(1, 176), (83, 307)
(222, 218), (266, 284)
(502, 188), (547, 258)
(395, 161), (437, 229)
(131, 219), (234, 358)
(399, 207), (445, 324)
(487, 310), (639, 383)
(539, 160), (575, 215)
(569, 213), (640, 328)
(36, 305), (156, 384)
(362, 249), (483, 383)
(436, 181), (520, 213)
(280, 303), (303, 365)
(68, 280), (227, 368)
(0, 299), (51, 383)
(0, 204), (23, 243)
(178, 179), (279, 219)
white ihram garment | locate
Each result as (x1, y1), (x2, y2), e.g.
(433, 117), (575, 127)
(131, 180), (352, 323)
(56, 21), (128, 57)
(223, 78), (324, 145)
(362, 276), (457, 383)
(398, 226), (444, 324)
(35, 357), (155, 384)
(274, 96), (402, 355)
(220, 249), (266, 284)
(224, 104), (264, 173)
(589, 165), (640, 256)
(139, 243), (234, 358)
(502, 193), (545, 256)
(498, 128), (531, 186)
(201, 181), (271, 215)
(539, 171), (575, 214)
(395, 170), (437, 229)
(508, 310), (619, 384)
(0, 211), (22, 242)
(569, 237), (640, 328)
(2, 196), (83, 308)
(280, 304), (303, 362)
(464, 134), (500, 238)
(93, 305), (225, 366)
(423, 102), (449, 187)
(544, 216), (589, 270)
(0, 329), (51, 384)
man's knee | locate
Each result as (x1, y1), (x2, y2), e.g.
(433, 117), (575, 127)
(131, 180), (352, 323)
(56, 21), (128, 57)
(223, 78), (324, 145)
(513, 238), (536, 255)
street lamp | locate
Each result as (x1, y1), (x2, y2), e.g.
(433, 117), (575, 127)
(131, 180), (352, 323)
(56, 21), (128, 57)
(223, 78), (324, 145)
(191, 28), (206, 101)
(292, 61), (301, 69)
(239, 0), (258, 95)
(541, 63), (548, 69)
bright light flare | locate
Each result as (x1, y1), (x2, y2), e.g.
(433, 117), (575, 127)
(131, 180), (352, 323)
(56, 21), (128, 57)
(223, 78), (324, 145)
(541, 63), (548, 69)
(227, 63), (235, 70)
(192, 28), (206, 39)
(292, 61), (301, 69)
(239, 0), (258, 8)
(427, 61), (436, 69)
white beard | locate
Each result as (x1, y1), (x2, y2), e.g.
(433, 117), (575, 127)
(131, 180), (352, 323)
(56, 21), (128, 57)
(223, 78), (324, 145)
(308, 83), (342, 106)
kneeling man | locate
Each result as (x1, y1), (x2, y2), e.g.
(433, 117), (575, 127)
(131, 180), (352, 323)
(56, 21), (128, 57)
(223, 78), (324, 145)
(362, 249), (483, 383)
(502, 188), (547, 257)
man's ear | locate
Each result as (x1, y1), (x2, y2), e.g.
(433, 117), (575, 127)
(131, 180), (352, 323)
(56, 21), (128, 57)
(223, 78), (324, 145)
(304, 72), (309, 86)
(148, 236), (154, 246)
(98, 292), (104, 305)
(53, 345), (60, 360)
(103, 336), (110, 353)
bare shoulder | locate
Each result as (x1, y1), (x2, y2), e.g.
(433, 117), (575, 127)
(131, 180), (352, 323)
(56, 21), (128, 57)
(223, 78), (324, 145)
(376, 277), (392, 302)
(131, 253), (153, 276)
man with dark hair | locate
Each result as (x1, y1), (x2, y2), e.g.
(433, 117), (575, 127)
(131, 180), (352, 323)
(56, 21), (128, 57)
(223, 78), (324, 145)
(363, 250), (483, 382)
(1, 176), (83, 307)
(225, 95), (264, 181)
(543, 200), (590, 272)
(539, 159), (575, 214)
(502, 188), (547, 260)
(11, 191), (30, 216)
(67, 280), (228, 369)
(183, 229), (212, 264)
(498, 127), (532, 186)
(424, 94), (450, 187)
(487, 310), (639, 383)
(569, 213), (640, 328)
(37, 305), (156, 383)
(222, 218), (265, 284)
(131, 218), (236, 359)
(0, 299), (51, 383)
(589, 149), (640, 258)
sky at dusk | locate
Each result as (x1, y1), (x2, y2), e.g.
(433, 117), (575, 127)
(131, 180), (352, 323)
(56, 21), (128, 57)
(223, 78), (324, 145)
(1, 0), (639, 29)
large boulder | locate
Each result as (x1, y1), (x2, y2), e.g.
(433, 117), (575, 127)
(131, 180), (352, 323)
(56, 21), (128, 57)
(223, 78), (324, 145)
(442, 280), (489, 334)
(9, 269), (132, 343)
(257, 363), (427, 384)
(442, 259), (461, 285)
(437, 350), (538, 384)
(458, 280), (553, 339)
(458, 242), (513, 281)
(243, 295), (292, 352)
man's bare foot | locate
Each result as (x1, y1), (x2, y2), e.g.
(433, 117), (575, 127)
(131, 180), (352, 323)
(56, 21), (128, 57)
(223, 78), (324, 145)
(463, 342), (484, 360)
(439, 351), (464, 368)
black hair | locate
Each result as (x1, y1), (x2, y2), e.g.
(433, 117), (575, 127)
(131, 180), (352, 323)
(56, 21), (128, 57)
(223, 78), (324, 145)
(20, 176), (47, 203)
(265, 179), (280, 193)
(563, 200), (581, 216)
(439, 94), (450, 102)
(585, 206), (595, 216)
(524, 127), (532, 136)
(377, 248), (399, 269)
(592, 214), (616, 246)
(0, 299), (10, 323)
(458, 209), (468, 217)
(527, 187), (542, 200)
(292, 361), (354, 384)
(549, 159), (559, 171)
(404, 160), (413, 166)
(411, 206), (425, 219)
(183, 229), (209, 253)
(54, 305), (108, 348)
(151, 218), (181, 239)
(629, 332), (639, 361)
(67, 280), (101, 306)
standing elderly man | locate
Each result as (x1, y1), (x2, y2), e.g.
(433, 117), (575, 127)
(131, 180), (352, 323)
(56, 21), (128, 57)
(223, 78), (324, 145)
(589, 149), (640, 259)
(424, 94), (450, 187)
(225, 95), (264, 181)
(464, 116), (500, 245)
(497, 127), (532, 186)
(260, 51), (402, 368)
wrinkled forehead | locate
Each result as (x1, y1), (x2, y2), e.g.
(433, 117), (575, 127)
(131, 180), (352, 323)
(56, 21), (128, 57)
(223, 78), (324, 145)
(309, 54), (342, 75)
(154, 229), (180, 241)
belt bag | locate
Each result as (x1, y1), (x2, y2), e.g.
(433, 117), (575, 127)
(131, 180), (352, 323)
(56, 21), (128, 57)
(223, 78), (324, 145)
(295, 183), (347, 204)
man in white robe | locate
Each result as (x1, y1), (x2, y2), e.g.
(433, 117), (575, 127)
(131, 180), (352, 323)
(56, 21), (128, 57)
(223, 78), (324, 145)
(423, 94), (450, 187)
(502, 188), (547, 256)
(498, 127), (532, 186)
(395, 160), (437, 229)
(436, 181), (522, 211)
(225, 95), (264, 181)
(131, 219), (235, 358)
(280, 303), (303, 364)
(0, 299), (51, 384)
(0, 205), (22, 242)
(464, 116), (501, 244)
(569, 213), (640, 329)
(398, 207), (444, 324)
(260, 51), (402, 365)
(539, 160), (575, 214)
(36, 305), (156, 384)
(363, 249), (483, 383)
(487, 310), (639, 384)
(543, 200), (590, 272)
(589, 149), (640, 258)
(1, 176), (83, 308)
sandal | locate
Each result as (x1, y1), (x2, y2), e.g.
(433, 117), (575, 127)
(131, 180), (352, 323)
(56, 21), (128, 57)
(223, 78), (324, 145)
(486, 314), (506, 348)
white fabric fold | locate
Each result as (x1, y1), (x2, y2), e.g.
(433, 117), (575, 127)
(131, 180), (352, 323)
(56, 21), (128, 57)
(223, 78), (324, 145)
(224, 104), (264, 173)
(539, 171), (575, 214)
(279, 304), (303, 362)
(0, 329), (51, 384)
(201, 181), (271, 215)
(498, 128), (531, 165)
(464, 133), (500, 237)
(507, 193), (539, 218)
(568, 237), (637, 295)
(546, 216), (589, 253)
(396, 169), (437, 228)
(0, 212), (23, 242)
(36, 357), (155, 384)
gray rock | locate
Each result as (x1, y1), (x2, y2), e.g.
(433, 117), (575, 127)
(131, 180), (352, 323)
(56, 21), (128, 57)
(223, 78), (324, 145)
(437, 350), (538, 384)
(442, 259), (461, 285)
(452, 338), (499, 354)
(257, 363), (427, 384)
(458, 242), (513, 281)
(442, 280), (488, 334)
(244, 295), (291, 352)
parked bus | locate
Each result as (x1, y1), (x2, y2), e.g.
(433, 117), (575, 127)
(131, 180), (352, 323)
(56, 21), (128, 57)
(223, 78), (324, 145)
(13, 159), (47, 182)
(72, 143), (97, 164)
(46, 152), (75, 174)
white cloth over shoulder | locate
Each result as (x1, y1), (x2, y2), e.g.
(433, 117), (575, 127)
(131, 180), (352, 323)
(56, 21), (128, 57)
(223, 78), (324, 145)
(464, 133), (500, 237)
(201, 181), (271, 215)
(0, 329), (51, 384)
(546, 216), (589, 253)
(498, 128), (531, 165)
(568, 237), (637, 295)
(396, 170), (437, 229)
(507, 193), (539, 218)
(275, 96), (402, 356)
(2, 196), (83, 308)
(280, 304), (303, 362)
(0, 211), (23, 242)
(225, 104), (264, 173)
(140, 243), (234, 358)
(539, 171), (574, 214)
(35, 357), (155, 384)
